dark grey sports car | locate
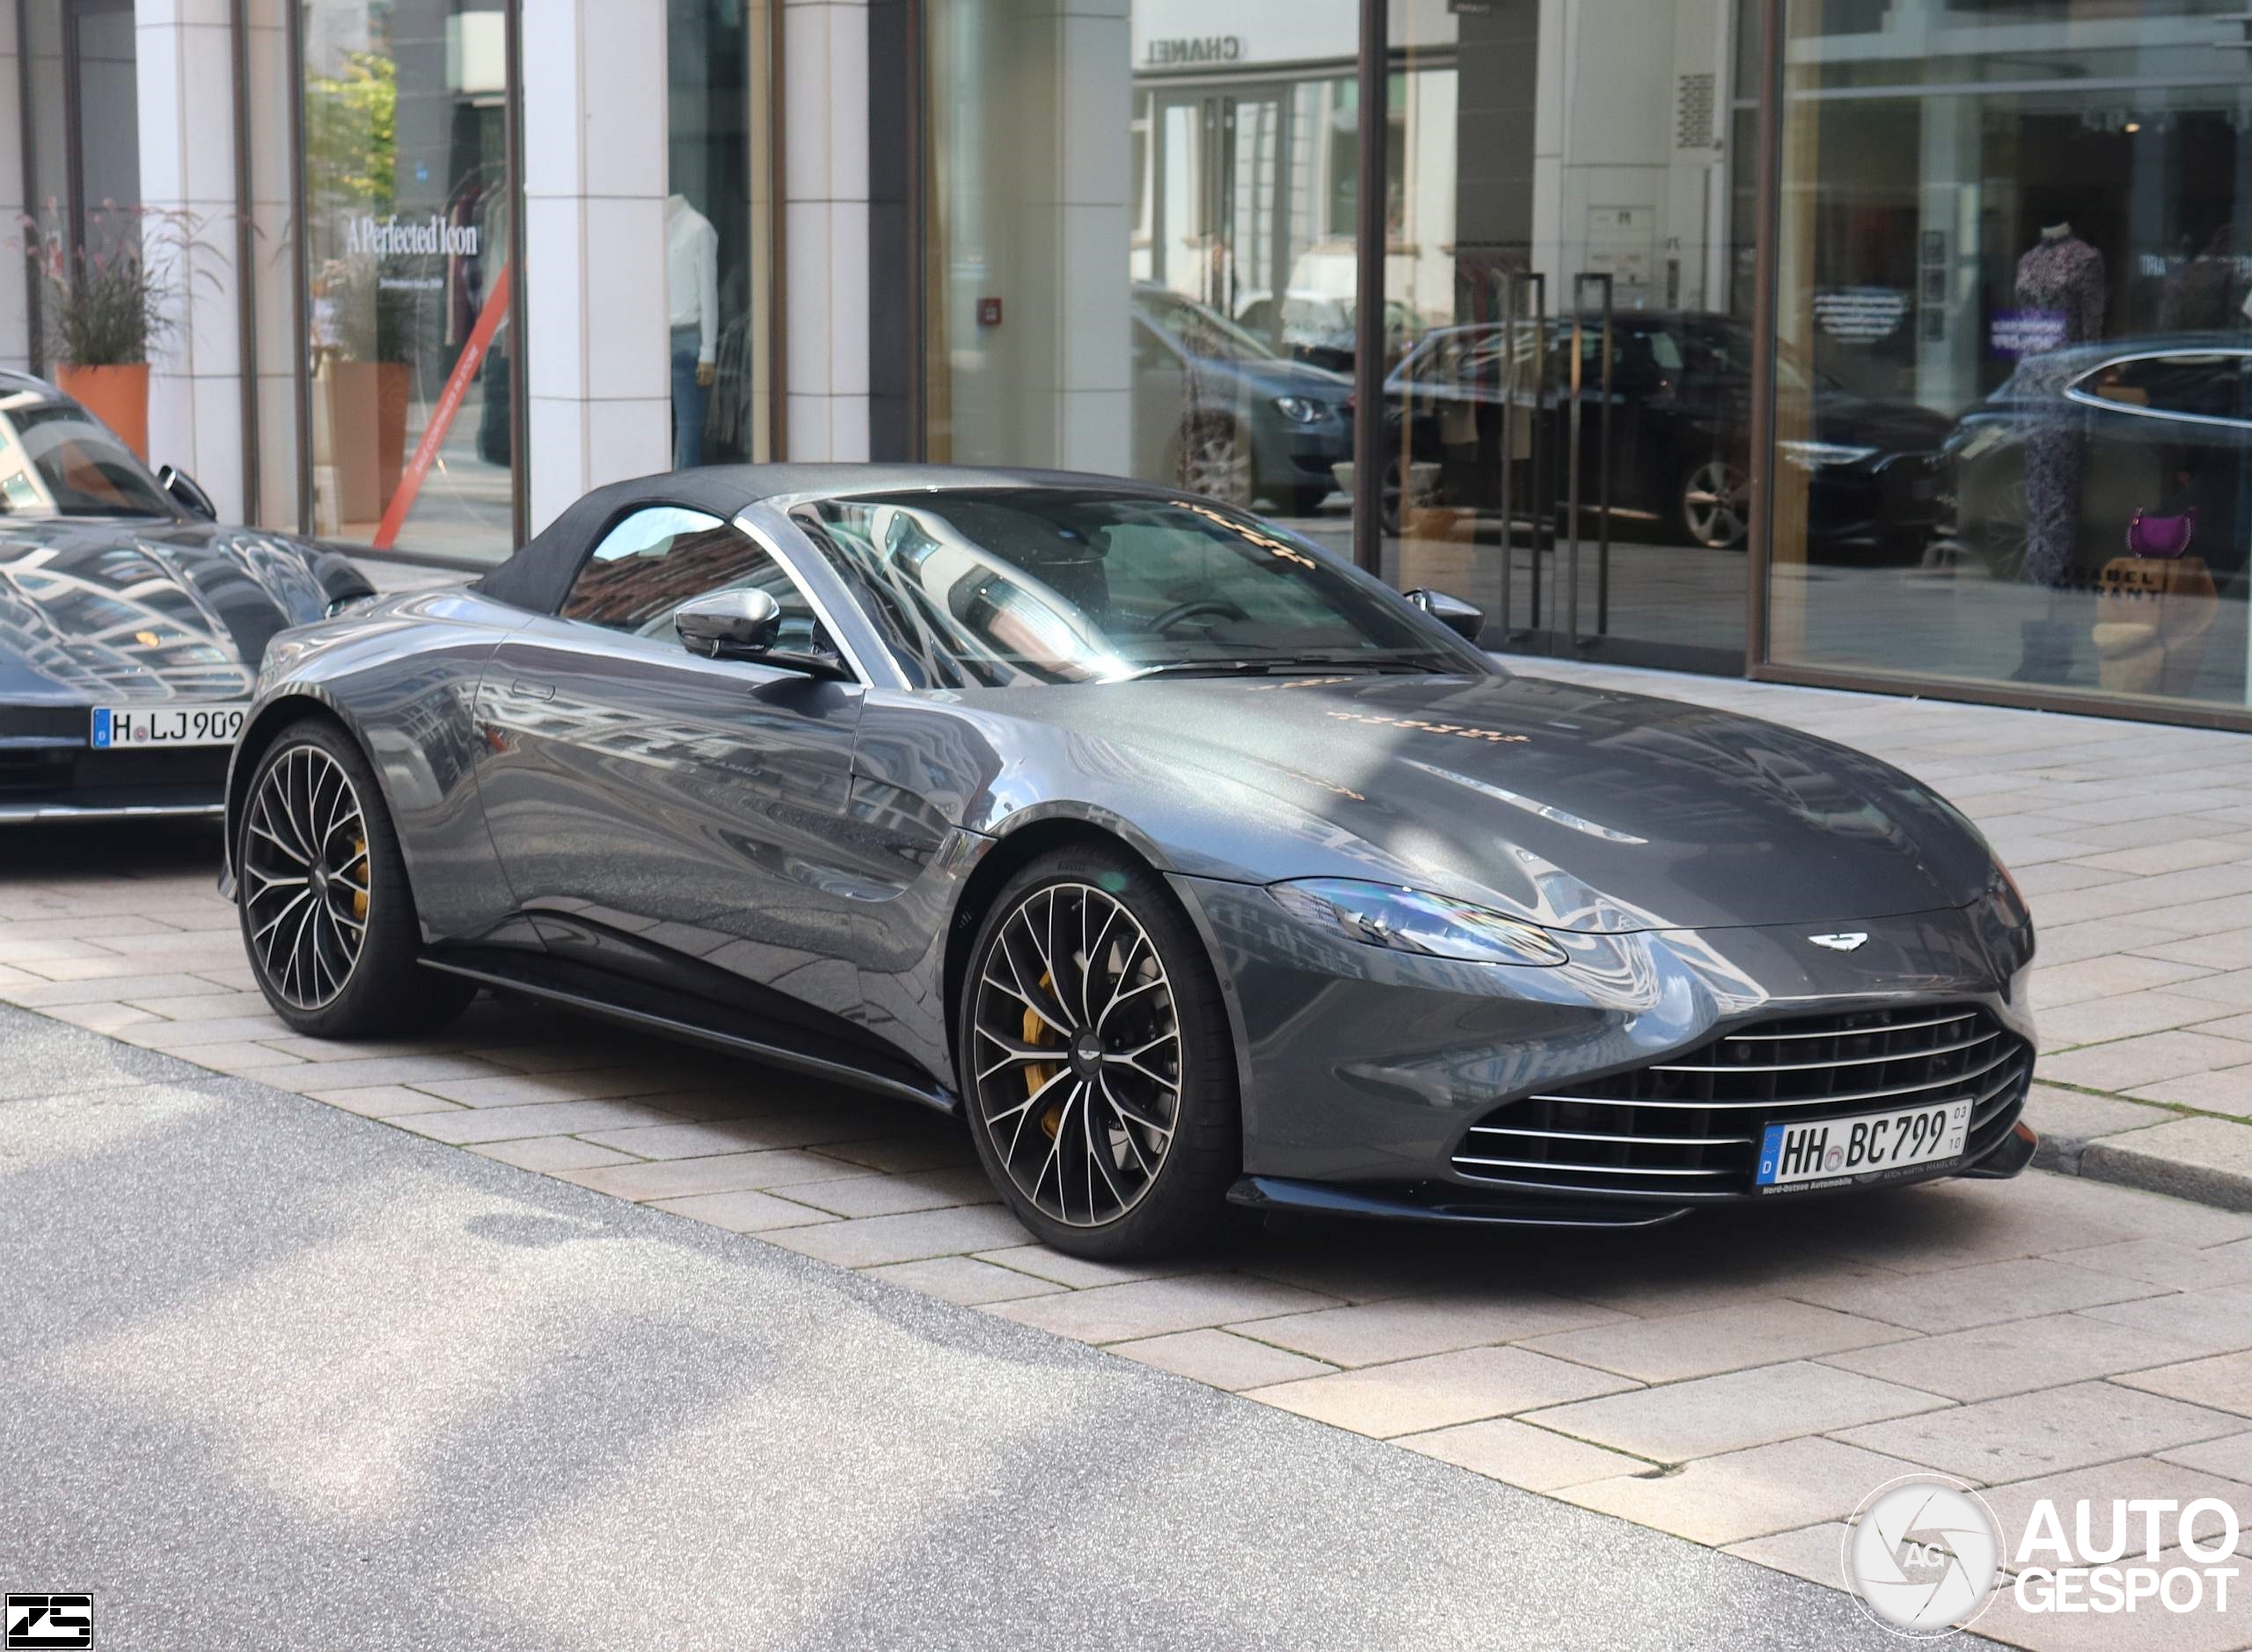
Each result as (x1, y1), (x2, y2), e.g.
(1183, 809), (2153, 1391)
(222, 464), (2038, 1258)
(0, 373), (374, 822)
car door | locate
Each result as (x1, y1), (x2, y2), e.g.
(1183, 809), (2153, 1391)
(474, 504), (881, 1022)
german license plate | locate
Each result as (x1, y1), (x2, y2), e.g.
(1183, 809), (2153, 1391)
(90, 704), (249, 749)
(1754, 1099), (1971, 1192)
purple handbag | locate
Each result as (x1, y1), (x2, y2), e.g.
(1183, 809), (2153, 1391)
(2127, 508), (2195, 559)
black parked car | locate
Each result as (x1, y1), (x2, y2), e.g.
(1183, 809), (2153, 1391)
(1381, 313), (1952, 552)
(1938, 334), (2252, 584)
(1131, 285), (1352, 515)
(0, 374), (373, 822)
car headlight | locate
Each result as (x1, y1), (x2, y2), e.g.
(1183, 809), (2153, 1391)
(1780, 439), (1879, 471)
(1990, 861), (2030, 931)
(1269, 878), (1569, 967)
(1273, 396), (1329, 425)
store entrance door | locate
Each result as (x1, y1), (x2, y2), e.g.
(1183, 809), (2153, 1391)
(1391, 279), (1751, 676)
(1386, 3), (1751, 679)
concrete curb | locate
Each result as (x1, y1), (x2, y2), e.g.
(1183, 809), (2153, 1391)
(2074, 1117), (2252, 1214)
(2021, 1084), (2252, 1210)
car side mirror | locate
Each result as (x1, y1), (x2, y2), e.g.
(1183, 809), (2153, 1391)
(676, 588), (782, 659)
(1405, 587), (1485, 643)
(673, 588), (852, 679)
(156, 464), (217, 520)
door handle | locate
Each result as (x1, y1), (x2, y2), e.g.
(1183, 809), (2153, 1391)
(511, 677), (555, 702)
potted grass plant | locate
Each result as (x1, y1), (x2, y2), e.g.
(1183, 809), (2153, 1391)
(28, 222), (170, 459)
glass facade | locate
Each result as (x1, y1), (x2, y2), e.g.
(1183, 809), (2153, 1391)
(916, 0), (2252, 728)
(299, 0), (517, 559)
(14, 1), (2248, 725)
(1772, 0), (2252, 718)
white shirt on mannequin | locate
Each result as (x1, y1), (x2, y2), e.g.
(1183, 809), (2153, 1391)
(666, 194), (720, 366)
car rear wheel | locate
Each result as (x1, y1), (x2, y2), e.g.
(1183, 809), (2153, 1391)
(958, 846), (1239, 1260)
(238, 717), (475, 1038)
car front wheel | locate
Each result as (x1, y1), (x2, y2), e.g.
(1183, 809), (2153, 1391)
(1176, 413), (1254, 506)
(958, 846), (1240, 1259)
(237, 717), (475, 1038)
(1680, 457), (1751, 550)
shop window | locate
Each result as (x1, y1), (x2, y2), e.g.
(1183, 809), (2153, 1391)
(665, 0), (777, 469)
(1769, 0), (2252, 713)
(299, 0), (517, 559)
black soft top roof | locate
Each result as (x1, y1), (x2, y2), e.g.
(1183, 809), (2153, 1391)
(470, 463), (1172, 615)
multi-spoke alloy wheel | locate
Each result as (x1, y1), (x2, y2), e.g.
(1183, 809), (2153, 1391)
(958, 849), (1239, 1259)
(970, 881), (1181, 1228)
(1177, 414), (1253, 506)
(1681, 457), (1751, 551)
(244, 743), (370, 1010)
(235, 719), (475, 1038)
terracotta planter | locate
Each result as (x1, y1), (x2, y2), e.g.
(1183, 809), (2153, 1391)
(55, 363), (150, 460)
(322, 361), (413, 526)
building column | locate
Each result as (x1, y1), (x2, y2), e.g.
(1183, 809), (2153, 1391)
(523, 0), (670, 533)
(785, 0), (869, 459)
(0, 0), (27, 372)
(136, 0), (246, 518)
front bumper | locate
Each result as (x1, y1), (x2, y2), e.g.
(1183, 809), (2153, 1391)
(1229, 1115), (2040, 1229)
(1174, 874), (2036, 1225)
(1, 735), (229, 823)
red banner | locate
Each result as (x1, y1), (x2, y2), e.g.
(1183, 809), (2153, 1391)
(373, 262), (513, 552)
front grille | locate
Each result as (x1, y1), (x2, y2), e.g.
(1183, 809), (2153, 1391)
(1451, 1004), (2030, 1200)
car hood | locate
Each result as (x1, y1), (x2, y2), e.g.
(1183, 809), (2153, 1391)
(1195, 353), (1352, 400)
(963, 672), (1999, 932)
(1816, 394), (1951, 453)
(0, 517), (369, 705)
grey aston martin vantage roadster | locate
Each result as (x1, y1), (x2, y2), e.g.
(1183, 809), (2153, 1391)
(0, 371), (374, 822)
(223, 464), (2038, 1258)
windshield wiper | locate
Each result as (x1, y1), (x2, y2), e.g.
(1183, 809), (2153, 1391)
(1118, 659), (1279, 680)
(1121, 652), (1458, 681)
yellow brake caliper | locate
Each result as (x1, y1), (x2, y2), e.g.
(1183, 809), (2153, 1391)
(350, 836), (369, 921)
(1027, 970), (1065, 1139)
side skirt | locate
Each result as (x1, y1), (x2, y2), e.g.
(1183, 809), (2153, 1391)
(420, 947), (961, 1118)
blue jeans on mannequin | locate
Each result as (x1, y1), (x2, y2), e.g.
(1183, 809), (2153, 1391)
(671, 325), (708, 469)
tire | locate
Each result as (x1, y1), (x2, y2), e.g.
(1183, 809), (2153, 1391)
(236, 716), (475, 1038)
(956, 845), (1240, 1260)
(1175, 413), (1254, 507)
(1679, 457), (1751, 551)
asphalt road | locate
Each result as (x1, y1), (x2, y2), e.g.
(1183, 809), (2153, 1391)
(0, 1005), (1926, 1650)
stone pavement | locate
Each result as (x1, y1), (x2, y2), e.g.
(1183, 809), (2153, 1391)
(5, 649), (2252, 1648)
(5, 1007), (1901, 1651)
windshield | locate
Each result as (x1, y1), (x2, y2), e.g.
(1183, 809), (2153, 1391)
(1135, 287), (1281, 363)
(793, 489), (1478, 688)
(0, 392), (174, 517)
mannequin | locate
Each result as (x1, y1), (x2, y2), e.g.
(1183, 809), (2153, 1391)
(667, 194), (720, 469)
(2012, 222), (2106, 681)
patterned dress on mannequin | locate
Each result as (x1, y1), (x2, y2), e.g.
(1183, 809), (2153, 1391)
(2014, 233), (2106, 588)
